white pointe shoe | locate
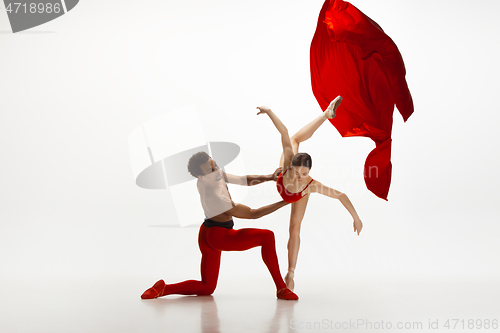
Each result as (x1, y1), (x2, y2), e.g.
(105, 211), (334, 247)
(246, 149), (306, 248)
(325, 95), (343, 119)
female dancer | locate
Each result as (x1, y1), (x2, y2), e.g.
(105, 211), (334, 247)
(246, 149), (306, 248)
(257, 96), (363, 291)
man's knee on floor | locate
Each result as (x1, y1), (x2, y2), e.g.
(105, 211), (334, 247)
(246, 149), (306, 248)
(197, 284), (216, 296)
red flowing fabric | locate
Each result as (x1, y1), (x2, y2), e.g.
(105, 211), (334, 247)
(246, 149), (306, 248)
(310, 0), (414, 200)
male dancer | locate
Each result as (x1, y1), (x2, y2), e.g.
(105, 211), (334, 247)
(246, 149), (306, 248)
(141, 151), (298, 300)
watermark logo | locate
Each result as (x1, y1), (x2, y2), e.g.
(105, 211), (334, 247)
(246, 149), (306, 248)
(128, 105), (245, 227)
(3, 0), (79, 33)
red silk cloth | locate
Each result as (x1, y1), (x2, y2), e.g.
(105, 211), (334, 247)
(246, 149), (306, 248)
(310, 0), (414, 200)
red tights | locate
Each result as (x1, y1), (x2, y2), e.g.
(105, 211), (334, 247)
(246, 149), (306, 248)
(160, 225), (287, 296)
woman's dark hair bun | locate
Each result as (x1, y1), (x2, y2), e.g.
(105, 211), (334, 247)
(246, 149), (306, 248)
(291, 153), (312, 169)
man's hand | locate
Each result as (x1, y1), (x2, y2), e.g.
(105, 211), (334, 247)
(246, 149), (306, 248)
(353, 219), (363, 236)
(272, 167), (283, 181)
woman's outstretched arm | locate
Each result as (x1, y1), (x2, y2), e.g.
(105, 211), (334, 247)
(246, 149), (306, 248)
(256, 106), (294, 167)
(309, 180), (363, 235)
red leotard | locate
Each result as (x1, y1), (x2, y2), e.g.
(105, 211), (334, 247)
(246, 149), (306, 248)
(276, 167), (314, 203)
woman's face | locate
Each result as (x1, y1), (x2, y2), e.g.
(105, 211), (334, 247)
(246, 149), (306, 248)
(291, 166), (310, 182)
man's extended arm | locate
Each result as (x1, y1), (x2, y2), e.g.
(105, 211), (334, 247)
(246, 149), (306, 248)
(223, 167), (282, 186)
(227, 200), (289, 219)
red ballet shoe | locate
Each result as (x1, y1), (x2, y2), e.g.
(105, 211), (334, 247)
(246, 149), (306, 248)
(277, 288), (299, 301)
(141, 279), (166, 299)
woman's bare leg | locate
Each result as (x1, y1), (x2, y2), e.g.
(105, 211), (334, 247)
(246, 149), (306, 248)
(290, 112), (330, 151)
(278, 96), (341, 167)
(278, 112), (328, 167)
(285, 194), (310, 291)
(283, 113), (328, 287)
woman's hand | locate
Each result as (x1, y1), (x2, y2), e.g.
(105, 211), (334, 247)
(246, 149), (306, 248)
(256, 106), (272, 115)
(353, 219), (363, 235)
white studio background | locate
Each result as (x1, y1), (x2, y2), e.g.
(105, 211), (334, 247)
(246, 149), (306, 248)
(1, 0), (499, 316)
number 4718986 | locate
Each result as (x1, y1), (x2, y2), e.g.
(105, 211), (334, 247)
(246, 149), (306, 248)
(5, 2), (62, 14)
(444, 319), (498, 330)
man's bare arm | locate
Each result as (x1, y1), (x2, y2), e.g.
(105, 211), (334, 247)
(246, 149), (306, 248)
(227, 200), (289, 219)
(222, 167), (282, 186)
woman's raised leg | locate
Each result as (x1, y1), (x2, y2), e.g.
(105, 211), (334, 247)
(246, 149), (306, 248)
(290, 113), (329, 153)
(278, 96), (342, 166)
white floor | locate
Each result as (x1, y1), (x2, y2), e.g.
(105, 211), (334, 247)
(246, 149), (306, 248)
(1, 275), (498, 333)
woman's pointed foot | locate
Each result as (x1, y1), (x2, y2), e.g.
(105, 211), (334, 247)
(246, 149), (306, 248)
(277, 288), (299, 300)
(325, 95), (343, 119)
(141, 280), (166, 299)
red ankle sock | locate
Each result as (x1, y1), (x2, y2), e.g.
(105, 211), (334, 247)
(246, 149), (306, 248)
(141, 280), (166, 299)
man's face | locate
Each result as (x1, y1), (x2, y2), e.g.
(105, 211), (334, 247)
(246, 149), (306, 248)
(199, 158), (217, 177)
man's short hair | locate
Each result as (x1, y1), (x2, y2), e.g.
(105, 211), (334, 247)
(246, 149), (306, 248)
(187, 151), (210, 177)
